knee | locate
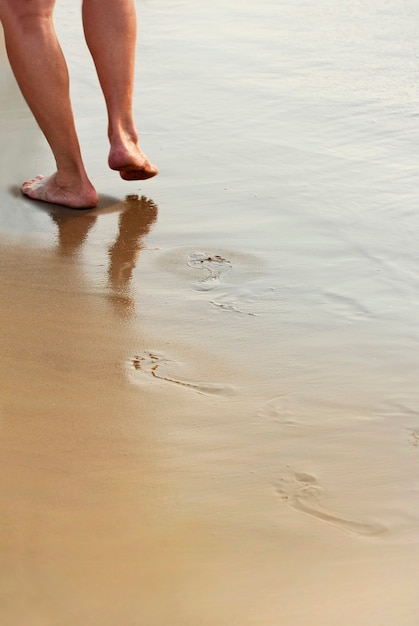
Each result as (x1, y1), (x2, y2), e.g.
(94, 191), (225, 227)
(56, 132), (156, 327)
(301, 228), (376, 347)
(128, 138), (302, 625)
(0, 0), (54, 26)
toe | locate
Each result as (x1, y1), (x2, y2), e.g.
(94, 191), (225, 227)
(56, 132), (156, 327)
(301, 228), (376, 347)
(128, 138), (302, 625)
(22, 175), (44, 189)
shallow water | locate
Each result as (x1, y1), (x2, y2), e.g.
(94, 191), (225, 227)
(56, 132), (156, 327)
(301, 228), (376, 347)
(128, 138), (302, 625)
(1, 0), (419, 624)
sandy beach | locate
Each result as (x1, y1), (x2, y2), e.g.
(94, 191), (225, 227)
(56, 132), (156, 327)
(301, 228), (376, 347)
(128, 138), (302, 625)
(1, 0), (419, 624)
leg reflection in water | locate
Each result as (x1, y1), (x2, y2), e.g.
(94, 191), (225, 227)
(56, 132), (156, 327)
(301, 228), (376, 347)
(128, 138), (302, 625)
(51, 212), (97, 257)
(108, 194), (158, 317)
(50, 194), (158, 317)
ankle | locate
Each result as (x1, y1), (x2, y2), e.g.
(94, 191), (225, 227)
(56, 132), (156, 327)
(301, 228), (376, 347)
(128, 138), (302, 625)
(55, 168), (92, 190)
(108, 122), (139, 147)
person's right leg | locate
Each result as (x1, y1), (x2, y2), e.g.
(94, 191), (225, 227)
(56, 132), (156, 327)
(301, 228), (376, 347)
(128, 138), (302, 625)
(0, 0), (98, 208)
(82, 0), (158, 181)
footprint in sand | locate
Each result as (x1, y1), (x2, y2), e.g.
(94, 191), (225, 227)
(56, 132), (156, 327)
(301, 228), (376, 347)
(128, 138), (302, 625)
(276, 470), (385, 537)
(127, 351), (235, 396)
(187, 252), (232, 291)
(209, 297), (258, 316)
(155, 247), (264, 292)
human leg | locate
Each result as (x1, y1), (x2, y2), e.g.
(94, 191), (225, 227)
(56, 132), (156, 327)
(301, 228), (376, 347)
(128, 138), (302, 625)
(82, 0), (158, 181)
(0, 0), (98, 208)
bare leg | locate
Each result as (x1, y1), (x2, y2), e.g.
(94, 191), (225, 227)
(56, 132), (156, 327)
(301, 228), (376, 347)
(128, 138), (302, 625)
(0, 0), (98, 208)
(82, 0), (158, 181)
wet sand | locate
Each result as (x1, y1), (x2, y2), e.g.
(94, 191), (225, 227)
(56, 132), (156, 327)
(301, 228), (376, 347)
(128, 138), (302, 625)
(1, 0), (419, 624)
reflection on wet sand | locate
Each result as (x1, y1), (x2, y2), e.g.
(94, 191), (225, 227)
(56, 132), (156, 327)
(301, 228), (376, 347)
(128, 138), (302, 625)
(107, 195), (158, 317)
(51, 211), (96, 257)
(50, 194), (158, 317)
(108, 195), (158, 290)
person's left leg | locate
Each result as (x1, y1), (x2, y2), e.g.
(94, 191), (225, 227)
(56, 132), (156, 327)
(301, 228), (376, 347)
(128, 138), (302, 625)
(82, 0), (158, 181)
(0, 0), (98, 208)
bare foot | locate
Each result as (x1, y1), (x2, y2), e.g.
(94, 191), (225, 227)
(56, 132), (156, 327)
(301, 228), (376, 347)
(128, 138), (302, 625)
(108, 140), (159, 181)
(21, 174), (98, 209)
